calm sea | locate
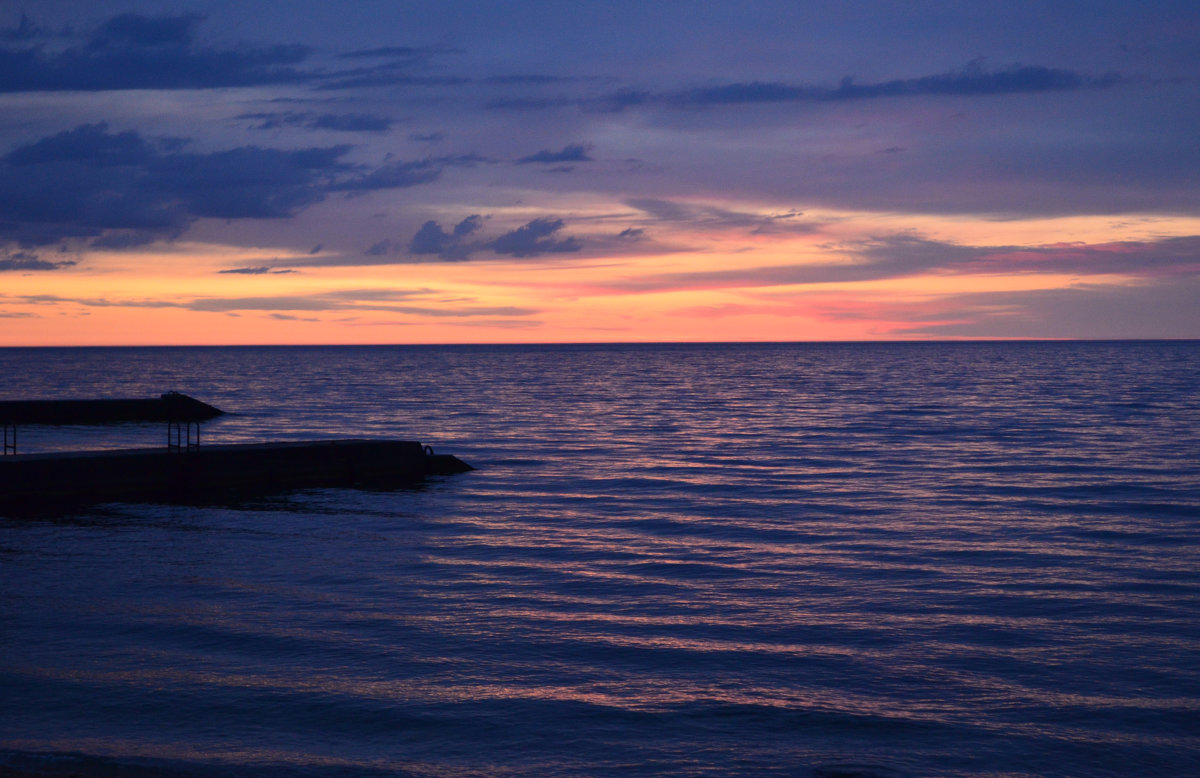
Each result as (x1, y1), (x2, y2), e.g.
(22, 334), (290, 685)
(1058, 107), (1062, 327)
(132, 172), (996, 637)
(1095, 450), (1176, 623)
(2, 342), (1198, 777)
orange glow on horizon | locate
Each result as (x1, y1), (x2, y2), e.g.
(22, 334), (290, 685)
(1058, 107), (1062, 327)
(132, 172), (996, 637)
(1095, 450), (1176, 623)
(2, 202), (1197, 346)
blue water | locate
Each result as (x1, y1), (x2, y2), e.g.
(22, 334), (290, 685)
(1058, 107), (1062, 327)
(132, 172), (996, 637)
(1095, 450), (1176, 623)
(1, 342), (1199, 777)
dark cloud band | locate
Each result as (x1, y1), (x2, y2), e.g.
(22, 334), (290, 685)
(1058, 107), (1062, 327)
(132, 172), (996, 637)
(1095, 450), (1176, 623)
(0, 13), (310, 92)
(0, 124), (484, 251)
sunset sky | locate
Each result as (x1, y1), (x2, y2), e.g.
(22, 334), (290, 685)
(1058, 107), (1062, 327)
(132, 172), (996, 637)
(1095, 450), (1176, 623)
(1, 1), (1198, 345)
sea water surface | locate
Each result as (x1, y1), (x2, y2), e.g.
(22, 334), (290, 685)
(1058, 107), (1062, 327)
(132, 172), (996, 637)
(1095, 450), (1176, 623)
(1, 342), (1199, 777)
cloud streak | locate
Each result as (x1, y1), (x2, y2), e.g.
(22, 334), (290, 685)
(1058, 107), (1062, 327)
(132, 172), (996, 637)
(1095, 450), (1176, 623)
(487, 60), (1121, 114)
(217, 266), (298, 275)
(0, 250), (75, 272)
(239, 111), (395, 132)
(406, 216), (582, 261)
(626, 199), (814, 235)
(886, 277), (1200, 338)
(0, 123), (350, 247)
(0, 13), (311, 92)
(0, 124), (489, 249)
(331, 154), (492, 192)
(517, 144), (593, 164)
(490, 218), (582, 257)
(409, 215), (484, 259)
(569, 233), (1200, 295)
(3, 288), (540, 318)
(671, 60), (1118, 107)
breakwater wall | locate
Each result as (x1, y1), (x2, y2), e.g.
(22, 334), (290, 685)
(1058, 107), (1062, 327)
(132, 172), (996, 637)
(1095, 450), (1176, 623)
(0, 439), (472, 514)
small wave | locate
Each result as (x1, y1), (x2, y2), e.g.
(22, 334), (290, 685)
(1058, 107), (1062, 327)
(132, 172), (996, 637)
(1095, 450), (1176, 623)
(812, 764), (910, 778)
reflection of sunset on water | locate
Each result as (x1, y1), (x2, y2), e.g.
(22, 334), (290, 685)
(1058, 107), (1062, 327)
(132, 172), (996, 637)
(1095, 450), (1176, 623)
(3, 341), (1198, 775)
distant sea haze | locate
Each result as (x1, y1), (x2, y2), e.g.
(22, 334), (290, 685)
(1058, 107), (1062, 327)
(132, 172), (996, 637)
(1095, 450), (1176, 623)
(2, 342), (1199, 777)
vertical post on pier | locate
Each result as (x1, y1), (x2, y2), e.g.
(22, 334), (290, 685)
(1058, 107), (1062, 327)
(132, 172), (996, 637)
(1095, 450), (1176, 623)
(167, 419), (200, 452)
(2, 423), (14, 455)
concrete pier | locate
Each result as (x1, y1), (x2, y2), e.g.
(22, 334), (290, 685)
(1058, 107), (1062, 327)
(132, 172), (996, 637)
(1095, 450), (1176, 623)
(0, 439), (472, 514)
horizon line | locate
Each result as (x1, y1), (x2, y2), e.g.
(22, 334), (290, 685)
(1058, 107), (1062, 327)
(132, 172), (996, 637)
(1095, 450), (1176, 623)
(1, 338), (1197, 349)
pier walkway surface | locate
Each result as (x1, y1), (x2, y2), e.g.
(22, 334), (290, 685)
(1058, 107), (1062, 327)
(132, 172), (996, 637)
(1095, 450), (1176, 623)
(0, 392), (223, 425)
